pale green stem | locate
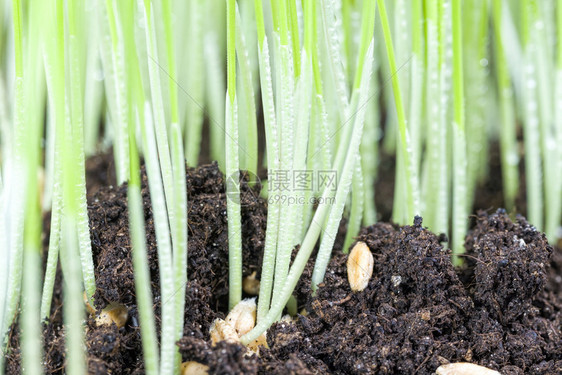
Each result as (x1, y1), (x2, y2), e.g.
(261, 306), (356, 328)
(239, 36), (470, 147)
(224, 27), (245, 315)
(235, 5), (258, 176)
(255, 34), (280, 323)
(141, 0), (176, 233)
(171, 122), (188, 369)
(226, 0), (242, 309)
(493, 0), (519, 212)
(184, 1), (205, 166)
(68, 0), (96, 302)
(128, 121), (159, 375)
(2, 0), (26, 353)
(378, 0), (420, 222)
(343, 160), (364, 252)
(451, 0), (468, 265)
(521, 0), (544, 230)
(98, 0), (129, 184)
(141, 102), (176, 375)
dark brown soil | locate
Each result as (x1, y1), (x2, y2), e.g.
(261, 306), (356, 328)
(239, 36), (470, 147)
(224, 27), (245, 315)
(266, 212), (561, 374)
(5, 162), (267, 374)
(4, 160), (562, 374)
(85, 152), (117, 198)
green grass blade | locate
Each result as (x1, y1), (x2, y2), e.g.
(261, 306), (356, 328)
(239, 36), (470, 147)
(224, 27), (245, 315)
(98, 0), (129, 184)
(343, 160), (365, 252)
(2, 0), (26, 354)
(141, 102), (176, 375)
(68, 0), (96, 302)
(184, 1), (205, 166)
(451, 0), (468, 265)
(226, 0), (243, 310)
(171, 122), (188, 369)
(493, 0), (519, 212)
(255, 36), (280, 323)
(521, 0), (544, 230)
(378, 0), (420, 223)
(128, 122), (160, 375)
(235, 5), (258, 176)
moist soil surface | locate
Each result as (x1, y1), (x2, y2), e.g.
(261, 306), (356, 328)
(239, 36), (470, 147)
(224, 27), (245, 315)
(4, 161), (562, 374)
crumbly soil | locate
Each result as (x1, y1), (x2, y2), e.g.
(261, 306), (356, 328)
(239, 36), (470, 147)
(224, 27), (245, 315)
(4, 161), (562, 374)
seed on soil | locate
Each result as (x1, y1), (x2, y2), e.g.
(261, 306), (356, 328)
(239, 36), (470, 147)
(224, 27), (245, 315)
(95, 302), (128, 328)
(347, 241), (374, 292)
(181, 361), (209, 375)
(225, 298), (257, 336)
(210, 318), (240, 345)
(435, 363), (501, 375)
(243, 271), (260, 295)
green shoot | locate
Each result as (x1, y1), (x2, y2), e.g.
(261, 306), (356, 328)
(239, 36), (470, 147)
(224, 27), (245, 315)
(226, 0), (243, 309)
(184, 0), (205, 167)
(127, 123), (159, 375)
(98, 0), (129, 184)
(83, 8), (103, 157)
(17, 0), (45, 373)
(68, 0), (96, 304)
(378, 0), (420, 223)
(555, 0), (562, 243)
(254, 0), (280, 323)
(235, 5), (258, 176)
(140, 102), (176, 375)
(521, 0), (544, 230)
(141, 2), (177, 371)
(451, 0), (468, 265)
(171, 122), (188, 369)
(493, 0), (519, 212)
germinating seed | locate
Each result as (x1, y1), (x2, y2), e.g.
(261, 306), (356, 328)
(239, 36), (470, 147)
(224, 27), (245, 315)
(347, 241), (374, 292)
(435, 363), (501, 375)
(209, 318), (240, 345)
(209, 298), (269, 353)
(226, 298), (257, 336)
(95, 302), (128, 328)
(181, 361), (209, 375)
(242, 271), (260, 295)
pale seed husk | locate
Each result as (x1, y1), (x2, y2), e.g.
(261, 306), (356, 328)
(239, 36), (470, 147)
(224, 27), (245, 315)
(246, 331), (268, 354)
(181, 361), (209, 375)
(96, 302), (128, 328)
(209, 318), (239, 345)
(435, 363), (501, 375)
(347, 241), (374, 292)
(242, 271), (260, 295)
(225, 298), (256, 336)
